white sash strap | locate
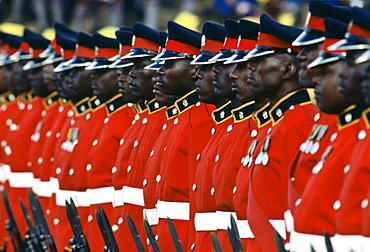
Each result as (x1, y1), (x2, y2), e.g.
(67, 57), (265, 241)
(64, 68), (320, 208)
(32, 178), (41, 194)
(112, 189), (124, 207)
(50, 177), (59, 193)
(143, 208), (159, 226)
(87, 186), (114, 205)
(269, 219), (286, 240)
(122, 186), (144, 206)
(216, 211), (237, 230)
(290, 231), (327, 252)
(156, 200), (190, 220)
(194, 212), (218, 231)
(8, 172), (34, 188)
(235, 219), (254, 238)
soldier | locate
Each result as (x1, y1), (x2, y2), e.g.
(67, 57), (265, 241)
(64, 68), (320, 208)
(150, 21), (214, 251)
(244, 14), (317, 252)
(292, 7), (370, 252)
(286, 1), (351, 241)
(110, 22), (165, 251)
(188, 20), (227, 252)
(212, 19), (260, 251)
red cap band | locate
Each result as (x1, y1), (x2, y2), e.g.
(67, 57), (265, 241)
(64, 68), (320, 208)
(119, 45), (131, 56)
(165, 39), (200, 55)
(222, 38), (238, 50)
(238, 38), (258, 51)
(201, 39), (223, 53)
(62, 49), (75, 60)
(133, 37), (158, 52)
(322, 38), (344, 53)
(20, 41), (30, 52)
(307, 15), (325, 32)
(97, 47), (119, 58)
(32, 48), (45, 59)
(76, 45), (95, 59)
(55, 44), (62, 55)
(350, 23), (370, 40)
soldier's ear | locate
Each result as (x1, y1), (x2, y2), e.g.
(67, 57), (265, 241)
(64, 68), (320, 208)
(282, 60), (297, 80)
(189, 64), (199, 79)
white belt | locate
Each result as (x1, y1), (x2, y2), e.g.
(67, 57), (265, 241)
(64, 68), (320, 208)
(363, 236), (370, 251)
(50, 177), (59, 193)
(122, 186), (144, 206)
(216, 211), (237, 230)
(269, 219), (286, 240)
(0, 164), (11, 182)
(235, 219), (254, 238)
(331, 234), (365, 252)
(87, 186), (114, 205)
(56, 190), (90, 207)
(290, 231), (327, 252)
(157, 200), (190, 220)
(36, 181), (52, 197)
(32, 178), (41, 194)
(8, 172), (34, 188)
(112, 189), (124, 207)
(194, 212), (218, 231)
(143, 208), (159, 226)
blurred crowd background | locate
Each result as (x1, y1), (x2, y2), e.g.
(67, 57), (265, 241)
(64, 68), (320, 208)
(0, 0), (369, 39)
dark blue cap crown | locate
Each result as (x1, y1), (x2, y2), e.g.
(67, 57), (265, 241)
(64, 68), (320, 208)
(24, 29), (50, 50)
(120, 26), (133, 32)
(351, 7), (370, 32)
(56, 30), (77, 50)
(133, 22), (160, 45)
(158, 31), (168, 49)
(77, 32), (94, 49)
(239, 19), (259, 41)
(115, 30), (133, 46)
(92, 33), (119, 50)
(309, 0), (351, 24)
(167, 20), (201, 50)
(4, 33), (22, 49)
(260, 14), (302, 45)
(324, 18), (348, 40)
(202, 21), (226, 43)
(224, 19), (240, 39)
(54, 22), (77, 36)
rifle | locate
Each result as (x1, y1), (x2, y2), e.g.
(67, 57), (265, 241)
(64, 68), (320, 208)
(166, 217), (184, 252)
(210, 232), (223, 252)
(65, 199), (90, 252)
(125, 213), (145, 252)
(1, 189), (25, 252)
(19, 199), (44, 252)
(274, 230), (286, 252)
(227, 215), (243, 252)
(143, 218), (160, 252)
(28, 191), (57, 252)
(0, 241), (7, 252)
(95, 206), (119, 252)
(323, 231), (334, 252)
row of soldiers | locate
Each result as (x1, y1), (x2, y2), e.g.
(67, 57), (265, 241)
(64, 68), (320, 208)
(1, 0), (370, 251)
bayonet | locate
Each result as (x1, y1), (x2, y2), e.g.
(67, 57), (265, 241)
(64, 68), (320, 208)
(126, 213), (145, 252)
(1, 189), (25, 252)
(227, 215), (243, 252)
(97, 206), (119, 252)
(143, 218), (160, 252)
(323, 231), (334, 252)
(96, 211), (110, 252)
(28, 191), (57, 252)
(19, 198), (43, 252)
(210, 232), (223, 252)
(166, 217), (184, 252)
(274, 231), (286, 252)
(65, 199), (90, 252)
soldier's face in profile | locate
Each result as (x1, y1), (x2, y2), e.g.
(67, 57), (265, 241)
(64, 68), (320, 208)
(28, 67), (49, 97)
(314, 60), (350, 114)
(42, 64), (55, 93)
(297, 42), (323, 88)
(67, 68), (93, 99)
(14, 61), (31, 94)
(156, 58), (197, 97)
(152, 74), (176, 106)
(212, 61), (236, 100)
(339, 50), (368, 106)
(117, 66), (138, 103)
(230, 61), (257, 104)
(0, 66), (6, 93)
(129, 57), (156, 101)
(195, 64), (219, 105)
(90, 68), (119, 100)
(57, 70), (73, 99)
(3, 64), (16, 93)
(247, 55), (282, 98)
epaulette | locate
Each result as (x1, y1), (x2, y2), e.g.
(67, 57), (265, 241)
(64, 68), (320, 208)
(212, 101), (232, 124)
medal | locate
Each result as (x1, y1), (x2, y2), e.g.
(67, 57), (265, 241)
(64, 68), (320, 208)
(262, 153), (269, 166)
(310, 142), (319, 155)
